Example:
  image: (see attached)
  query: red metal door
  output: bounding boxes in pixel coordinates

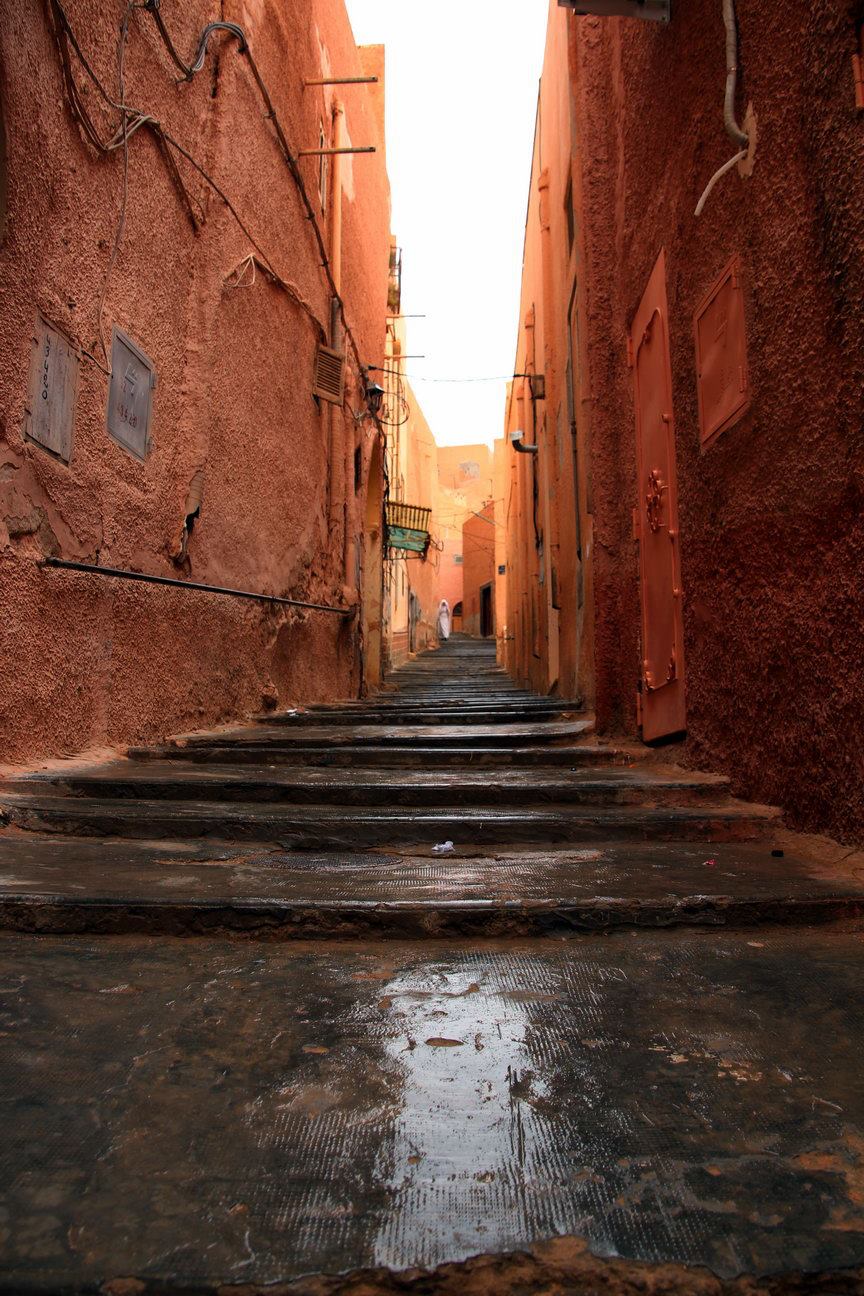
[630,250,686,741]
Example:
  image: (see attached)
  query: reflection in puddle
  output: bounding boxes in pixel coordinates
[371,956,595,1270]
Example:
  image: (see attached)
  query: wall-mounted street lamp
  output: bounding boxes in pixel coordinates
[365,381,385,418]
[510,429,538,455]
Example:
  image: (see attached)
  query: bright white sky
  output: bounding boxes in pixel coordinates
[345,1,548,448]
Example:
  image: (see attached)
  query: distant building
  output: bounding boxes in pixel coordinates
[461,502,496,639]
[435,443,494,617]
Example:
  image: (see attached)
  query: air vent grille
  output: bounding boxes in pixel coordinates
[313,345,345,405]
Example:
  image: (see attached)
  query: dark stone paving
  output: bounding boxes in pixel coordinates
[2,638,863,1291]
[0,794,780,849]
[0,838,862,938]
[5,760,731,805]
[3,928,864,1292]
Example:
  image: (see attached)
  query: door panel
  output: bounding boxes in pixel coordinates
[631,250,686,741]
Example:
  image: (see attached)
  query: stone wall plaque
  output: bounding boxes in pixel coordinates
[25,316,79,464]
[107,327,155,461]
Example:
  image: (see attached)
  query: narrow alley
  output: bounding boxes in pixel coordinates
[1,0,863,1290]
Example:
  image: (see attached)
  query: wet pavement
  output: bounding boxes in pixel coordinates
[0,837,862,939]
[1,638,864,1292]
[3,928,864,1292]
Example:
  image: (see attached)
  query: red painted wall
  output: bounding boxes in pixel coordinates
[567,1,864,840]
[0,0,391,762]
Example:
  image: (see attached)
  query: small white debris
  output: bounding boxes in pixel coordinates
[432,840,455,854]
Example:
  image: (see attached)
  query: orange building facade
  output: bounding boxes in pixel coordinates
[501,7,591,709]
[435,444,494,626]
[381,316,441,666]
[461,502,496,639]
[502,0,864,842]
[0,0,393,762]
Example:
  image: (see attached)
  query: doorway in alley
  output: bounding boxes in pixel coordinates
[630,250,686,742]
[480,583,493,638]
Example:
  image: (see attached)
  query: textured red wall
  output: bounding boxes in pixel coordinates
[569,0,864,840]
[0,0,391,762]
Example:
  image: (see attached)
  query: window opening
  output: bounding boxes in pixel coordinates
[564,174,575,251]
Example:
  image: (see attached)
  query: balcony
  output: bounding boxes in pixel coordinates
[385,500,431,556]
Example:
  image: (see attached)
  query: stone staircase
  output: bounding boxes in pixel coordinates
[0,636,856,940]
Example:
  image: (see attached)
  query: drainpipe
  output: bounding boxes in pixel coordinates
[331,102,358,595]
[328,102,346,577]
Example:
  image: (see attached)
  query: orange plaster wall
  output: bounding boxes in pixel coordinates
[0,0,391,762]
[501,2,589,706]
[434,443,493,616]
[385,376,440,664]
[461,502,496,637]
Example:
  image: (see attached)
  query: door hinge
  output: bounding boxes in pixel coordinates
[635,687,642,728]
[626,335,635,368]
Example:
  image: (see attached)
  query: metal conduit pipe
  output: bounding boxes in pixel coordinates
[723,0,750,148]
[695,0,751,215]
[328,103,346,560]
[39,558,355,616]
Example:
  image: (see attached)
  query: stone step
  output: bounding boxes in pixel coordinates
[1,794,780,848]
[262,705,584,727]
[6,764,731,808]
[0,837,857,939]
[300,698,575,715]
[127,742,626,768]
[166,718,593,751]
[304,689,562,699]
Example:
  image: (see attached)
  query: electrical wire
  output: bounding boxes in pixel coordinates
[695,149,747,217]
[94,2,134,370]
[47,0,366,380]
[371,368,517,383]
[141,3,368,381]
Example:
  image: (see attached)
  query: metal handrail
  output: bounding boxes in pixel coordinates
[39,557,354,616]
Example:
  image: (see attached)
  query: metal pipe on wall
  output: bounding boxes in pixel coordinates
[327,102,345,571]
[723,0,749,148]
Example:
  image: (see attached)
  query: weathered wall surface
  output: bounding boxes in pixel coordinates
[493,437,509,660]
[501,5,590,705]
[0,0,391,762]
[567,1,864,839]
[401,383,441,654]
[383,367,440,666]
[461,503,496,637]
